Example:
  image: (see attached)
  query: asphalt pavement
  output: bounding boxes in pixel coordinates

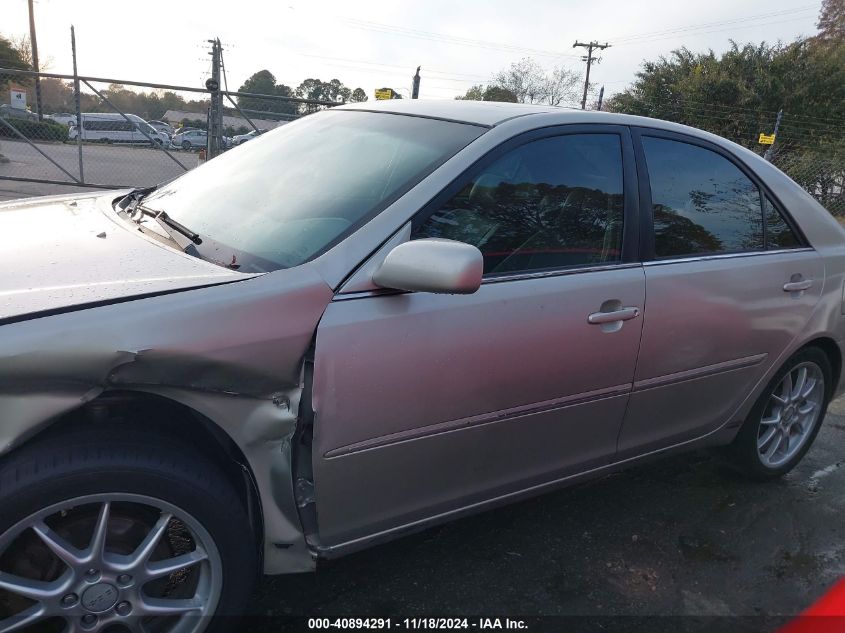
[0,139,196,201]
[247,395,845,631]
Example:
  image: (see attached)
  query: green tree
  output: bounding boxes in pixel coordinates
[455,84,518,102]
[817,0,845,42]
[237,70,296,117]
[350,87,368,102]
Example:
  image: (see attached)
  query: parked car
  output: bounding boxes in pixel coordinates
[0,104,39,122]
[68,113,170,146]
[147,119,174,136]
[2,101,845,630]
[45,112,78,126]
[232,128,265,145]
[172,128,206,150]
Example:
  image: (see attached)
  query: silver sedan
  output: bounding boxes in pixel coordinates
[1,100,844,632]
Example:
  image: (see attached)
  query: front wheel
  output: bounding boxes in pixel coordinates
[730,347,832,479]
[0,426,258,632]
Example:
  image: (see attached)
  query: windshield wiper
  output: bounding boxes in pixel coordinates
[133,205,202,245]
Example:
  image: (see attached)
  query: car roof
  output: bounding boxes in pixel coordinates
[336,98,728,138]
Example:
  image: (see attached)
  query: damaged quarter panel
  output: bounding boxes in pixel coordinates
[0,264,333,573]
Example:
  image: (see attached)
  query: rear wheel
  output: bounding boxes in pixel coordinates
[181,141,191,151]
[730,347,831,479]
[0,426,257,633]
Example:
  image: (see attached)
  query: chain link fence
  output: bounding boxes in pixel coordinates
[0,68,339,201]
[3,67,843,216]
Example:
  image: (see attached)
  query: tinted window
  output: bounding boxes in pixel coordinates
[413,134,625,275]
[643,137,764,258]
[764,196,801,249]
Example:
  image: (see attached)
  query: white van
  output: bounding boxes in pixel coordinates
[68,113,170,146]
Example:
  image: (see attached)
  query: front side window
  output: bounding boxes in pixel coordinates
[642,136,764,258]
[412,133,625,275]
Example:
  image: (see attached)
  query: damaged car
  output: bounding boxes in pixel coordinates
[2,100,845,633]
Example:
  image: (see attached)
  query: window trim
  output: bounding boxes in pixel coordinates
[410,124,640,281]
[631,127,808,262]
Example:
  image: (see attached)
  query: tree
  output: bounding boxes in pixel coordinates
[455,84,518,102]
[237,70,296,117]
[350,87,368,102]
[817,0,845,42]
[296,78,365,113]
[605,3,845,215]
[543,66,581,106]
[492,58,548,104]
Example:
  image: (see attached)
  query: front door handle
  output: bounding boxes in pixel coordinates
[783,279,813,293]
[587,307,640,325]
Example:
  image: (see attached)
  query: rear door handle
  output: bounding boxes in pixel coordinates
[588,307,640,325]
[783,279,813,292]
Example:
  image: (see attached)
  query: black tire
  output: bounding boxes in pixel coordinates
[0,424,258,631]
[182,140,191,150]
[729,346,832,480]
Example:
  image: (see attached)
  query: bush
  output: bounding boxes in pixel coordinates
[0,116,69,142]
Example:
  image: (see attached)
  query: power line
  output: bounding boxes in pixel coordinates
[608,4,818,44]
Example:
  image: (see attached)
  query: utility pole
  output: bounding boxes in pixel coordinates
[411,66,421,99]
[573,40,610,110]
[28,0,43,120]
[763,108,783,162]
[206,38,224,158]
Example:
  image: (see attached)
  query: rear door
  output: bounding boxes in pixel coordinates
[617,128,824,455]
[312,126,647,547]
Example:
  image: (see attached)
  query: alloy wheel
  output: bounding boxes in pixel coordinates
[0,493,222,633]
[757,361,825,468]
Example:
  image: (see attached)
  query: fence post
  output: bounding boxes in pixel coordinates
[763,109,783,162]
[71,26,84,183]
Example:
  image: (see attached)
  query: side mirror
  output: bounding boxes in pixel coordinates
[373,238,483,295]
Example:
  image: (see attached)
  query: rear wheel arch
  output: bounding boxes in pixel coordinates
[801,336,842,399]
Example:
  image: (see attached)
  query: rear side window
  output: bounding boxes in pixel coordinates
[413,133,625,275]
[642,137,764,258]
[764,195,802,249]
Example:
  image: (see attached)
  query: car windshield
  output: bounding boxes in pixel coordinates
[142,110,484,272]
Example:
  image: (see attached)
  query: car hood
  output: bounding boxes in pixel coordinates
[0,191,258,322]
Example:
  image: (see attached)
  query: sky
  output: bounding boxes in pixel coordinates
[1,0,824,105]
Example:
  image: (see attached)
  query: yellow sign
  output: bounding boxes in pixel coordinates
[374,89,394,100]
[758,133,776,145]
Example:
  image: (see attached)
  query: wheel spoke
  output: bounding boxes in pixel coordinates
[0,604,46,633]
[764,430,783,460]
[782,372,794,402]
[87,501,111,563]
[761,412,781,426]
[0,570,64,600]
[129,512,173,568]
[801,377,818,399]
[145,548,207,581]
[759,426,779,450]
[138,596,204,616]
[792,367,807,400]
[32,521,86,567]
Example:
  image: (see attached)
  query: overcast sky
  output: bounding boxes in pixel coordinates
[2,0,823,104]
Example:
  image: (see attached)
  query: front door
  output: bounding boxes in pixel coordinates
[312,127,647,546]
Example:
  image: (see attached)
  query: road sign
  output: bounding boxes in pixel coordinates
[205,78,220,92]
[375,88,395,100]
[758,133,776,145]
